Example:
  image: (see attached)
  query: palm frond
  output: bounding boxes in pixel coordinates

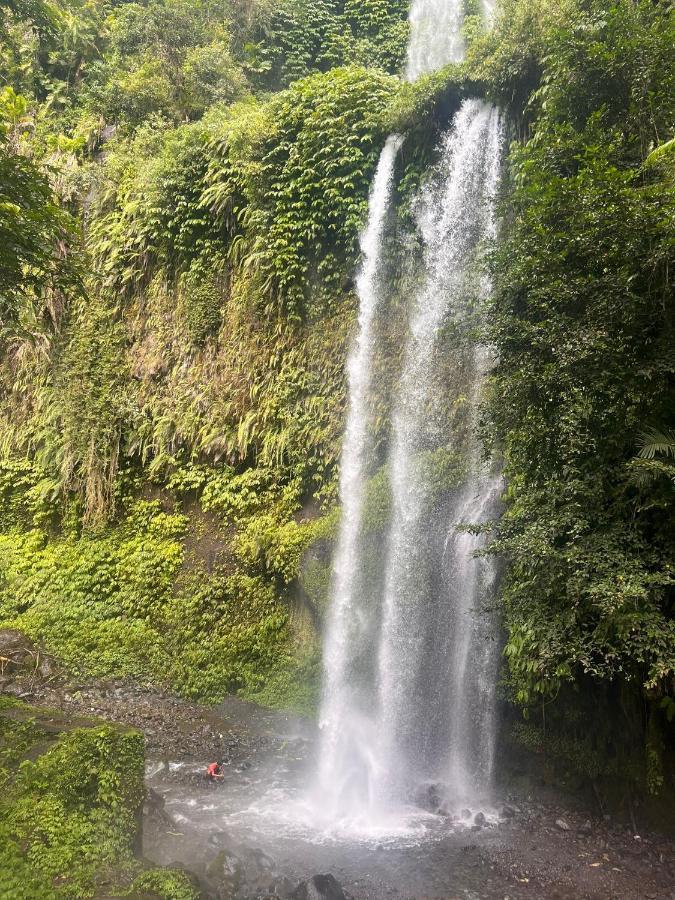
[637,428,675,461]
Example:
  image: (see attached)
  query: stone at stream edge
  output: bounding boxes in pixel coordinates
[290,874,353,900]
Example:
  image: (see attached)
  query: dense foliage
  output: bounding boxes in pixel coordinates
[0,0,448,736]
[477,0,675,792]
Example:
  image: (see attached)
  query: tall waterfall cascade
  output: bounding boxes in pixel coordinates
[317,0,503,828]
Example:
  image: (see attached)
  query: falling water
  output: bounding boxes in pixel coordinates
[318,134,403,818]
[406,0,465,79]
[317,0,503,828]
[375,102,502,809]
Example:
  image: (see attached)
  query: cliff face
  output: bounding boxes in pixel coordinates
[0,15,464,712]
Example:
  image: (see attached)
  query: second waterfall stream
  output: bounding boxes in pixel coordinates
[316,0,504,830]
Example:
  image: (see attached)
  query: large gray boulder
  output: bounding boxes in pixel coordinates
[291,874,351,900]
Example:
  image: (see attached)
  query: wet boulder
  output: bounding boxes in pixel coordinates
[206,848,244,896]
[291,874,351,900]
[414,781,445,813]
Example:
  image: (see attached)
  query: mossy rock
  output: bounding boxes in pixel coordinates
[0,700,198,899]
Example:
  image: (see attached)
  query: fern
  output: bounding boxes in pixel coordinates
[637,428,675,461]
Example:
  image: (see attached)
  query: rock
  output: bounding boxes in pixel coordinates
[578,820,592,835]
[461,808,472,819]
[2,681,30,697]
[414,782,444,813]
[100,124,117,143]
[291,874,351,900]
[269,875,296,897]
[0,628,34,655]
[555,819,570,832]
[474,812,487,827]
[206,848,243,895]
[501,805,517,818]
[207,830,231,849]
[37,656,56,677]
[143,787,166,814]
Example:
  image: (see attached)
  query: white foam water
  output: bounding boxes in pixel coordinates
[406,0,466,79]
[375,103,503,810]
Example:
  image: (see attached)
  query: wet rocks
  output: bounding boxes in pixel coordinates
[268,875,297,897]
[555,818,570,832]
[31,677,272,765]
[207,830,232,850]
[0,628,59,697]
[206,848,244,896]
[414,782,445,813]
[474,812,487,827]
[290,874,351,900]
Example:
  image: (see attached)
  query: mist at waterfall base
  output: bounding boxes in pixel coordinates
[143,702,517,900]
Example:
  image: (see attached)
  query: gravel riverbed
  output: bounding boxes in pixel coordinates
[19,678,675,900]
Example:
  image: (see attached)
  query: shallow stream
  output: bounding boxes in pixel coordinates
[142,700,547,900]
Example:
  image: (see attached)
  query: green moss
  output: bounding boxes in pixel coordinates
[0,708,141,899]
[179,265,225,346]
[0,492,299,705]
[243,644,321,717]
[0,704,198,899]
[299,555,332,614]
[126,868,198,899]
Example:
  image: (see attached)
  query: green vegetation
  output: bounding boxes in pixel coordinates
[0,698,197,898]
[0,0,409,718]
[476,0,675,795]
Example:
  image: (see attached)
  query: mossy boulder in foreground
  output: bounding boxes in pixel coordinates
[0,696,198,899]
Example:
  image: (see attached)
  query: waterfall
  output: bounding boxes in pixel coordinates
[318,134,403,815]
[375,102,503,808]
[406,0,465,79]
[316,0,503,827]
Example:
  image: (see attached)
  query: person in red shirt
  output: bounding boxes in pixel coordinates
[206,761,224,782]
